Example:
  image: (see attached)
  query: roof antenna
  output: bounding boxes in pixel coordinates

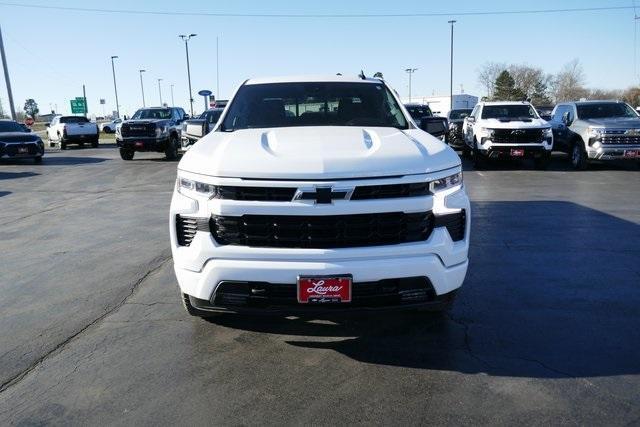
[336,72,342,76]
[359,70,366,80]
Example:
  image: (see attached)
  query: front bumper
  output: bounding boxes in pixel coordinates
[587,142,640,160]
[118,136,168,152]
[478,138,552,158]
[0,142,44,159]
[169,173,470,312]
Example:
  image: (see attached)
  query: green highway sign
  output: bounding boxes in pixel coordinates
[70,97,86,114]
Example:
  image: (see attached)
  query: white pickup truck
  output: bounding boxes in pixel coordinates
[46,115,99,149]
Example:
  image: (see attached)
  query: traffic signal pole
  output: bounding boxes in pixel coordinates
[0,25,16,120]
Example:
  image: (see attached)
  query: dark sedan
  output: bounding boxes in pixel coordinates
[0,120,44,163]
[446,108,473,150]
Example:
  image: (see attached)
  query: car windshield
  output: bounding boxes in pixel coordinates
[405,105,432,119]
[449,109,472,120]
[221,82,408,131]
[481,105,537,120]
[59,116,89,124]
[206,110,223,124]
[576,103,638,119]
[131,109,172,120]
[0,121,25,132]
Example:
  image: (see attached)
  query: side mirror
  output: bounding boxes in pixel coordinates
[183,114,190,120]
[45,123,50,128]
[467,116,475,123]
[420,117,448,138]
[562,112,572,126]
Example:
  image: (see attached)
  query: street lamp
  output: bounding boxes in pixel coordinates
[179,33,197,116]
[110,56,120,118]
[139,69,147,107]
[170,84,175,107]
[448,20,457,113]
[405,68,418,102]
[157,78,163,106]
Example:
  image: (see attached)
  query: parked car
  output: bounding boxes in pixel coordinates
[100,118,122,133]
[170,75,469,317]
[535,105,554,121]
[463,101,553,169]
[404,103,433,128]
[46,115,99,149]
[0,120,45,163]
[447,108,473,150]
[549,100,640,169]
[180,108,224,152]
[116,106,188,160]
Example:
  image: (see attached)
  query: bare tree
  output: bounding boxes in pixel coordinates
[588,88,623,100]
[0,95,5,118]
[477,62,506,98]
[508,64,552,104]
[551,59,589,102]
[622,87,640,106]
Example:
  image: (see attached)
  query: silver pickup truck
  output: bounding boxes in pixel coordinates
[550,100,640,169]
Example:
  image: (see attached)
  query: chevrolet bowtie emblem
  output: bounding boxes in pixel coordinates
[293,186,352,204]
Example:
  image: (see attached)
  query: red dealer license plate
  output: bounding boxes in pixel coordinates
[510,148,525,157]
[624,150,640,158]
[297,276,352,304]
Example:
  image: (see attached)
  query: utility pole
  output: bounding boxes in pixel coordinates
[405,68,418,102]
[448,20,457,113]
[170,84,175,107]
[139,69,146,107]
[179,34,197,116]
[0,25,16,120]
[157,78,163,106]
[216,36,220,98]
[110,55,120,118]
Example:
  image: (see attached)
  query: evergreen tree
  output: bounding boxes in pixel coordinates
[492,71,526,101]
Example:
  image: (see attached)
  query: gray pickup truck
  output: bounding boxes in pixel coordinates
[550,101,640,169]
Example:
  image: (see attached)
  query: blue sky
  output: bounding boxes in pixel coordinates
[0,0,638,117]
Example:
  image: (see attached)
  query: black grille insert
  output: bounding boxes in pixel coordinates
[213,277,436,308]
[217,186,297,201]
[176,215,209,246]
[211,211,434,249]
[434,210,466,241]
[351,182,430,200]
[121,123,156,138]
[491,128,544,144]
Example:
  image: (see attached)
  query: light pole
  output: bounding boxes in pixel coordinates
[110,55,120,118]
[216,36,220,98]
[170,84,175,107]
[157,78,163,106]
[405,68,418,102]
[179,33,197,116]
[139,69,146,107]
[0,24,16,120]
[448,20,457,113]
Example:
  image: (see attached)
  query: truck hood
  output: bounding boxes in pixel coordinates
[179,126,460,180]
[582,117,640,128]
[482,118,549,129]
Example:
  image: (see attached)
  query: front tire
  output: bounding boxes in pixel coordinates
[165,134,179,161]
[91,137,99,148]
[59,134,67,150]
[472,140,486,169]
[34,156,43,164]
[119,147,134,160]
[571,141,588,170]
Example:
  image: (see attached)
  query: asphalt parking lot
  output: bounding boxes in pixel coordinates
[1,143,639,425]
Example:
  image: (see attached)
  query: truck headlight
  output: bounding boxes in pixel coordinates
[587,127,605,138]
[156,125,169,137]
[543,127,553,138]
[430,171,463,193]
[177,176,218,198]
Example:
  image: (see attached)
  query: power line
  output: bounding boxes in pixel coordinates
[0,2,635,18]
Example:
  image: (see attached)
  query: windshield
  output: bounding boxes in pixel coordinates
[481,105,537,120]
[448,109,473,120]
[60,116,89,124]
[221,82,408,131]
[131,109,172,120]
[0,121,25,132]
[405,105,432,119]
[576,103,638,119]
[206,110,223,124]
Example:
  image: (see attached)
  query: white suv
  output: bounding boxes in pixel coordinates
[170,75,470,316]
[463,101,553,169]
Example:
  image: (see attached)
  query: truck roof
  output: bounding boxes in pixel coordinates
[479,101,532,106]
[245,74,382,85]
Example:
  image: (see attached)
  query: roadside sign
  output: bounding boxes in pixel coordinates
[24,117,34,126]
[99,99,105,105]
[198,89,212,97]
[70,97,86,114]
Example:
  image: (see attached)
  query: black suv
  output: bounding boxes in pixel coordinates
[117,107,188,160]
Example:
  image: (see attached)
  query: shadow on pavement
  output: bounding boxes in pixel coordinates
[0,171,39,180]
[206,201,640,379]
[0,191,11,197]
[41,157,109,166]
